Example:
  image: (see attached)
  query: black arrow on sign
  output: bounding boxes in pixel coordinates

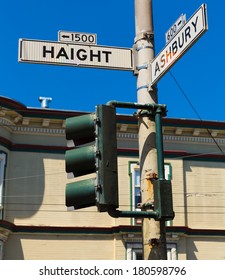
[177,20,182,27]
[61,35,70,39]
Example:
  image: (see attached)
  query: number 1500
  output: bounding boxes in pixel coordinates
[71,33,97,45]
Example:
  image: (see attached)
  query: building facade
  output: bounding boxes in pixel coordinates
[0,96,225,260]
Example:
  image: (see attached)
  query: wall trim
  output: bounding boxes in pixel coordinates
[1,221,225,237]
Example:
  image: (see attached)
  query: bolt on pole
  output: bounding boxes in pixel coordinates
[134,0,167,260]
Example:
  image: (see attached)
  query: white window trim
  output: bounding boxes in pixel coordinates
[0,240,3,260]
[167,243,177,260]
[130,163,140,212]
[127,242,177,260]
[0,153,6,210]
[126,242,142,260]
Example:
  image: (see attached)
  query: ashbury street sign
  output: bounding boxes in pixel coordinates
[19,39,133,71]
[151,4,208,86]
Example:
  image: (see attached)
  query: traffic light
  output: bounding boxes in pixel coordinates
[65,104,118,212]
[153,179,174,220]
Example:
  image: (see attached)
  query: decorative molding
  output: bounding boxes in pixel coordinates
[164,135,225,145]
[1,114,225,141]
[123,234,142,243]
[0,118,14,129]
[117,133,137,140]
[118,132,225,145]
[13,126,65,135]
[120,124,128,132]
[175,128,183,135]
[0,118,64,135]
[22,118,30,126]
[42,119,50,127]
[0,227,11,242]
[193,129,200,136]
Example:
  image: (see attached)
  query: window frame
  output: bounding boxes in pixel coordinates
[126,242,177,260]
[0,152,6,211]
[0,240,3,260]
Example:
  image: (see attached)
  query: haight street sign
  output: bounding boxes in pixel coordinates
[18,39,133,71]
[151,4,208,86]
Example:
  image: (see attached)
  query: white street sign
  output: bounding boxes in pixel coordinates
[19,39,133,71]
[151,4,208,86]
[165,14,186,44]
[58,31,97,45]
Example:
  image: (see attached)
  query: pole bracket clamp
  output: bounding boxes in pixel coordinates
[135,32,154,43]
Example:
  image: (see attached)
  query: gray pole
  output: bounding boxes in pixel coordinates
[134,0,167,260]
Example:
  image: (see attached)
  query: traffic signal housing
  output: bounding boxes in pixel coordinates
[153,179,174,220]
[65,104,118,212]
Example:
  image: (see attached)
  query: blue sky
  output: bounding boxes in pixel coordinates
[0,1,222,121]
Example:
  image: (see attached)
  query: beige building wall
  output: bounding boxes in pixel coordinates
[4,233,123,260]
[186,237,225,260]
[184,160,225,230]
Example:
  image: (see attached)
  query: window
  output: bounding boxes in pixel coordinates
[126,243,142,260]
[134,168,141,209]
[167,243,177,260]
[130,163,141,224]
[0,153,6,211]
[0,240,3,260]
[126,242,177,260]
[164,163,172,180]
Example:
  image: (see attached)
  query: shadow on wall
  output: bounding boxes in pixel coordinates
[3,234,24,260]
[5,152,45,221]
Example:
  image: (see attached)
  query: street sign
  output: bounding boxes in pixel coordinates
[151,4,208,86]
[58,31,97,45]
[165,14,186,44]
[19,39,133,71]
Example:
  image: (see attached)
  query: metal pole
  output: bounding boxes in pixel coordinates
[134,0,167,260]
[155,108,165,181]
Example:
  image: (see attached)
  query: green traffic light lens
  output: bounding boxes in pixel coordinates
[66,178,96,209]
